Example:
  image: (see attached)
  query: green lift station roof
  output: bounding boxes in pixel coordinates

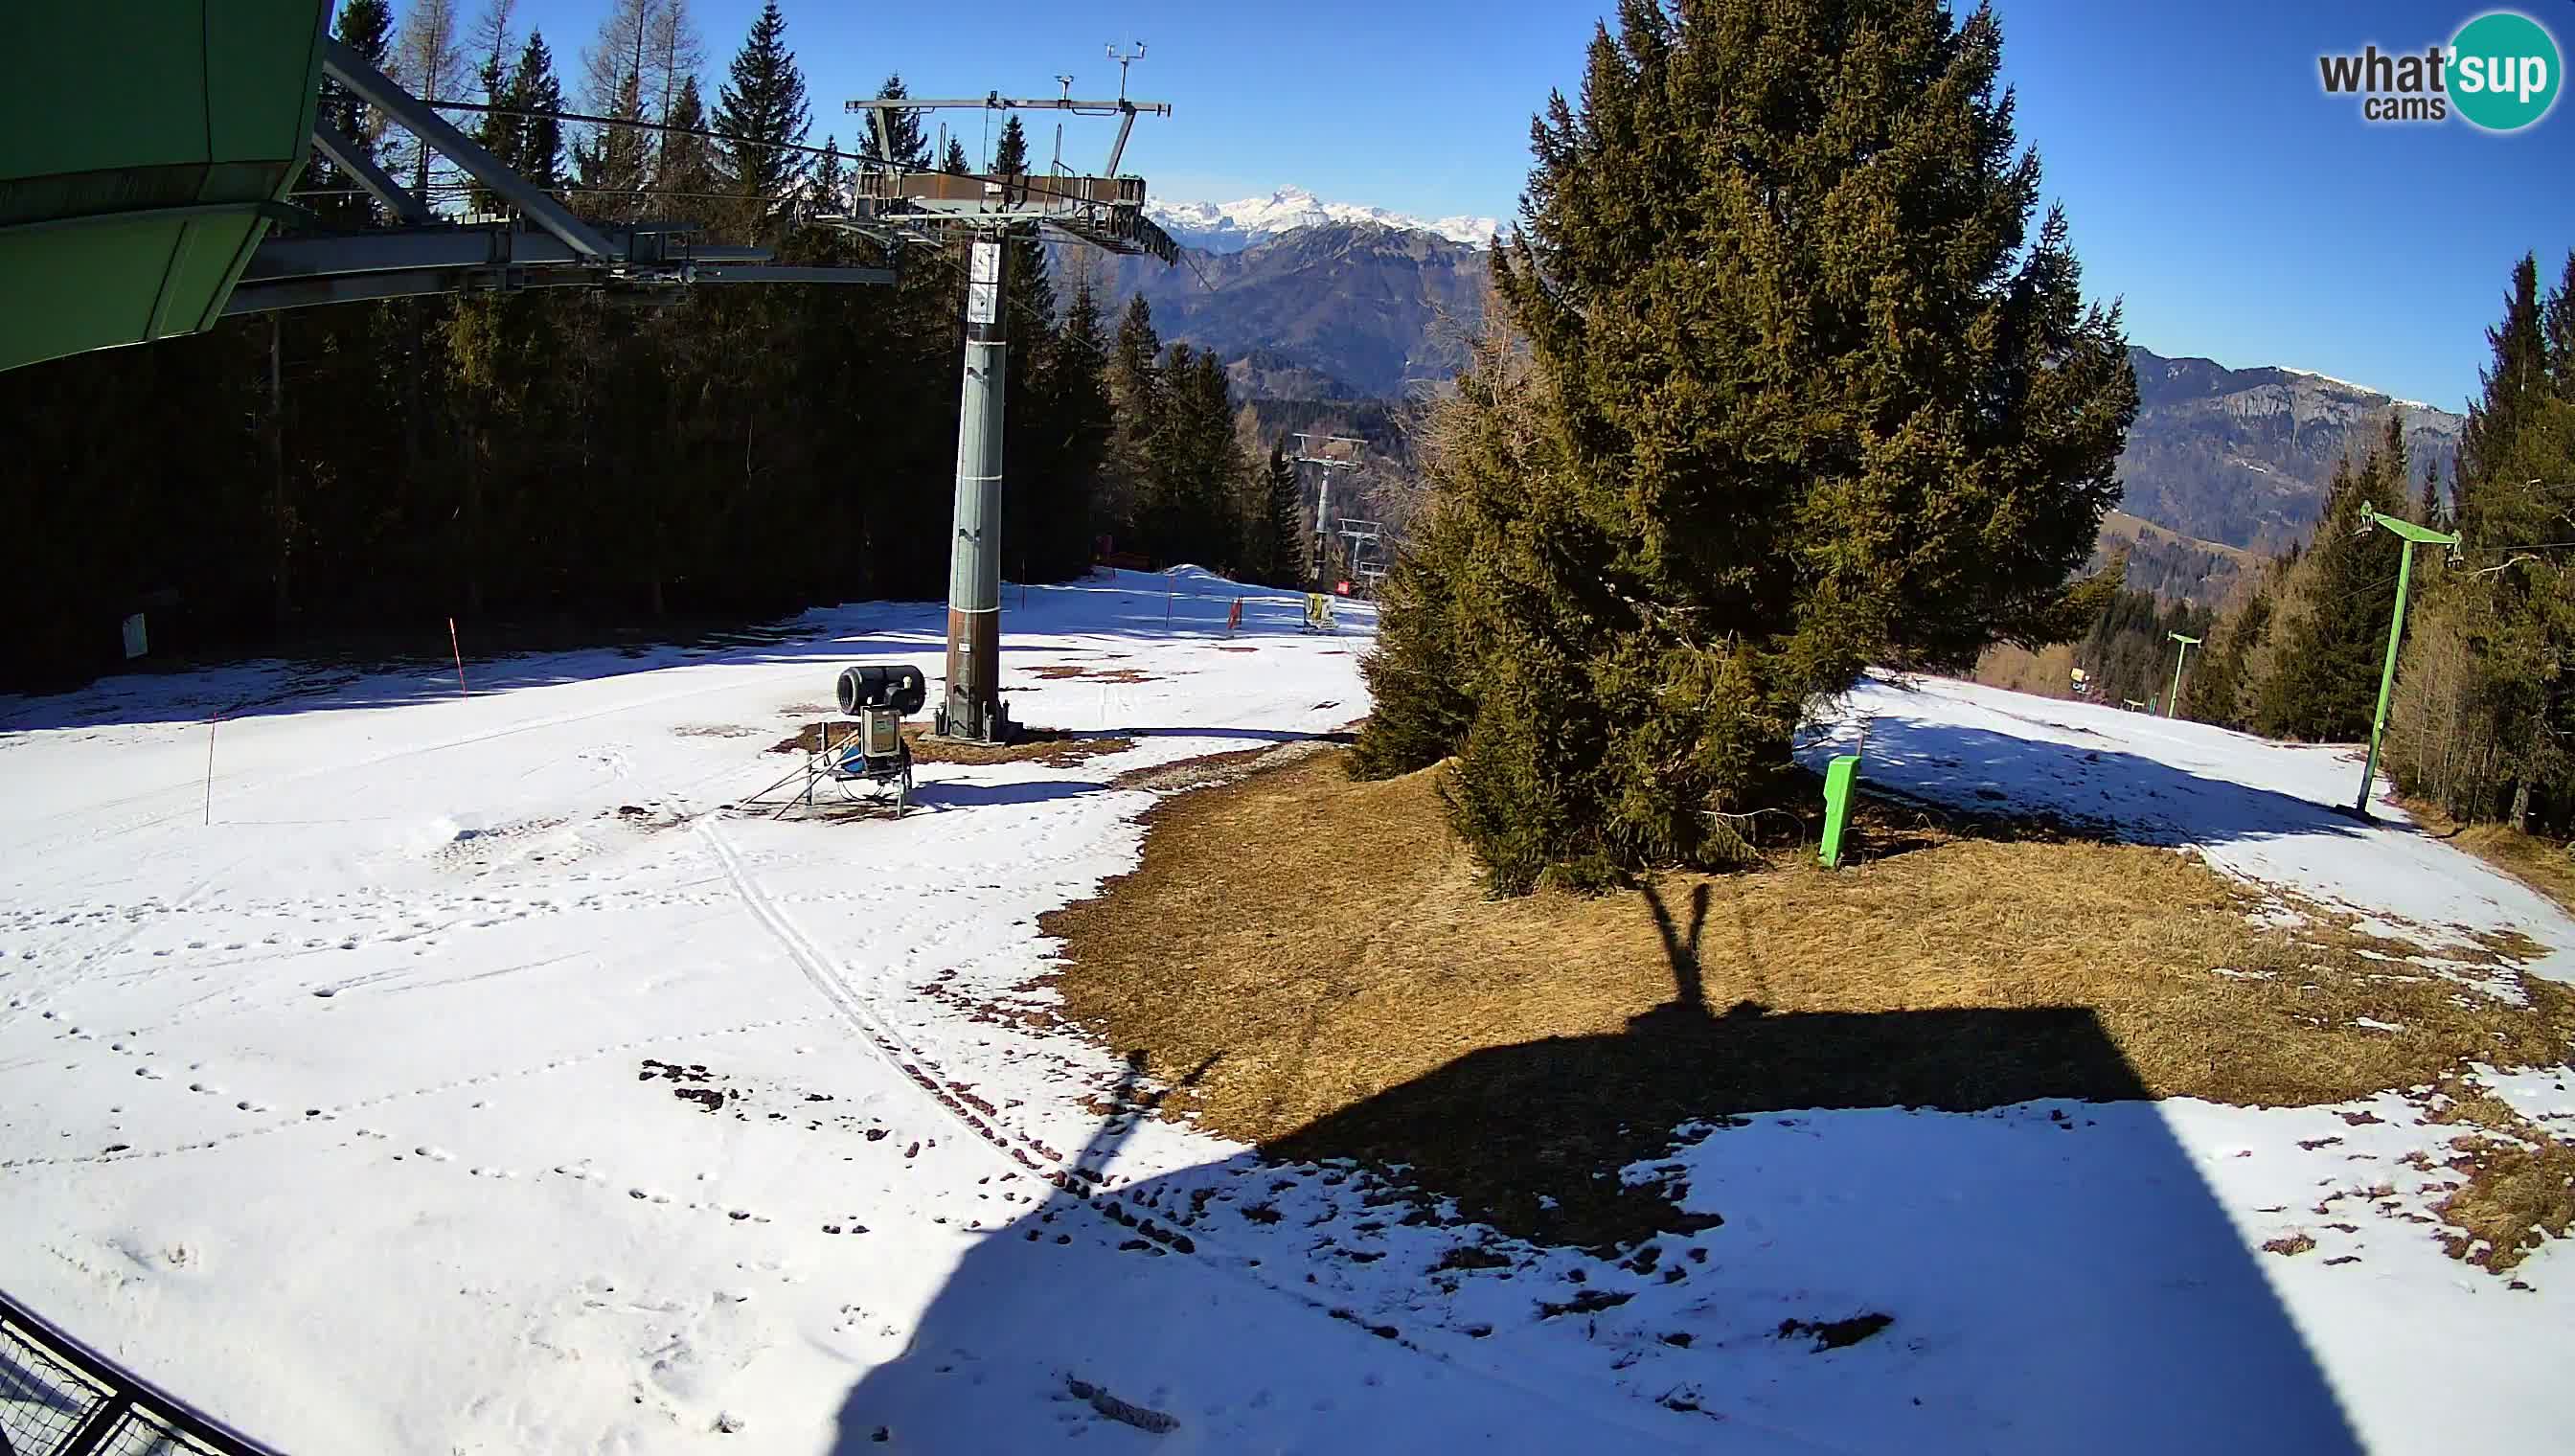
[0,2,330,373]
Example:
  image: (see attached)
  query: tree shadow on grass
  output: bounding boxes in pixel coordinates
[827,880,2366,1452]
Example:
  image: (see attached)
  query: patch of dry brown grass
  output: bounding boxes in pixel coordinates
[1043,749,2575,1249]
[2433,1133,2575,1272]
[767,720,1132,768]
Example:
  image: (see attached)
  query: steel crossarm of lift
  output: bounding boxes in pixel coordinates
[838,93,1180,263]
[223,36,894,320]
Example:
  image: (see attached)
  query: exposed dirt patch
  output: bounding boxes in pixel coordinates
[1107,737,1348,793]
[1778,1313,1894,1351]
[1044,748,2575,1251]
[2423,1081,2575,1272]
[672,723,763,739]
[2264,1233,2317,1257]
[1028,664,1162,684]
[768,720,1132,768]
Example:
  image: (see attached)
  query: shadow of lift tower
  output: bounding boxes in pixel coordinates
[837,54,1179,745]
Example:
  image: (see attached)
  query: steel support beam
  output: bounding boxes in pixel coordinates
[1105,107,1138,177]
[309,121,437,227]
[693,264,896,285]
[242,227,777,282]
[321,36,617,261]
[225,266,596,314]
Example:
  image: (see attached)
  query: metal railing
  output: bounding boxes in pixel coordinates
[1,1289,283,1456]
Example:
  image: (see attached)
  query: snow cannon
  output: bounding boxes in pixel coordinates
[837,664,927,717]
[825,665,924,816]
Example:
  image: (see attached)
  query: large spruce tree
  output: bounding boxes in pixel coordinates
[2390,251,2575,830]
[513,32,565,191]
[2247,423,2406,742]
[711,0,809,240]
[874,76,932,171]
[1355,0,2137,892]
[300,0,397,229]
[1263,444,1306,586]
[1037,280,1116,580]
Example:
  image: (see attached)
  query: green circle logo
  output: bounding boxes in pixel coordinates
[2450,11,2562,130]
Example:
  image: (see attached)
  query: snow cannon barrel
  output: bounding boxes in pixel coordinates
[837,665,927,717]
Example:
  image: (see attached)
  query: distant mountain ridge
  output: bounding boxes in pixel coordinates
[2118,348,2462,554]
[1144,185,1499,254]
[1077,220,1487,399]
[1071,219,2461,561]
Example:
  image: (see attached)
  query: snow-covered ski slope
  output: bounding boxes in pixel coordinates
[1802,671,2575,979]
[1,575,2569,1454]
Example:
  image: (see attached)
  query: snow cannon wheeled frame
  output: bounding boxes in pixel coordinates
[829,665,926,815]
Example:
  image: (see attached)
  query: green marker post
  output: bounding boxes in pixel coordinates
[2165,632,2201,718]
[2352,505,2460,818]
[1819,753,1861,869]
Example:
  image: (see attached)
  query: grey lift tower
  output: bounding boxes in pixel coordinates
[842,61,1176,743]
[1290,434,1366,589]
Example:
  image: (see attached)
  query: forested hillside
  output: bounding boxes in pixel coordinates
[0,0,1295,689]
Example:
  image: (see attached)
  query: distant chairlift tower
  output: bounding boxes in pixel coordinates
[840,63,1177,744]
[1290,434,1365,588]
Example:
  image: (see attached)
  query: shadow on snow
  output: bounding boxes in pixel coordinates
[825,881,2365,1453]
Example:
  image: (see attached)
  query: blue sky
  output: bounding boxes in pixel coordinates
[496,0,2574,408]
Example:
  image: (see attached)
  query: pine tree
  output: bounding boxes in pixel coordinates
[2416,458,2446,532]
[1138,344,1244,566]
[466,2,521,216]
[1264,444,1306,585]
[1102,295,1162,549]
[2458,256,2549,540]
[942,138,971,175]
[1036,280,1115,579]
[810,135,846,215]
[1356,0,2137,892]
[303,0,397,229]
[874,76,931,171]
[510,32,565,191]
[711,0,809,241]
[572,65,649,221]
[2247,425,2407,741]
[2182,585,2272,730]
[657,75,717,203]
[2390,250,2575,830]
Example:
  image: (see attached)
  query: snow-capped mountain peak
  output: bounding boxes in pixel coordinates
[1145,185,1498,254]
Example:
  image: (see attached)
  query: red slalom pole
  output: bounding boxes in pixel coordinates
[448,617,468,696]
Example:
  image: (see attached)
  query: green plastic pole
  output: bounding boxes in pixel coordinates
[2165,633,2200,718]
[2352,506,2461,817]
[1819,754,1860,869]
[2354,539,2416,817]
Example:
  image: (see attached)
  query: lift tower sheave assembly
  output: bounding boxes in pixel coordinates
[843,68,1176,744]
